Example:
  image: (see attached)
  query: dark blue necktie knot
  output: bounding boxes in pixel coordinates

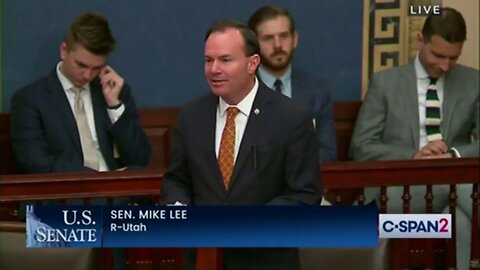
[273,79,283,92]
[428,77,438,85]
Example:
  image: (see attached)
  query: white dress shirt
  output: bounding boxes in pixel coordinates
[258,65,292,97]
[215,78,259,161]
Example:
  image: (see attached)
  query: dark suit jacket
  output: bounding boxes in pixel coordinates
[11,68,151,173]
[163,81,322,270]
[290,68,337,162]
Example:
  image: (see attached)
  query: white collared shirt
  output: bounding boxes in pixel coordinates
[258,65,292,97]
[56,62,124,171]
[414,55,444,149]
[215,77,259,161]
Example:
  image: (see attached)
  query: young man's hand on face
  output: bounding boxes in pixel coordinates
[99,65,124,107]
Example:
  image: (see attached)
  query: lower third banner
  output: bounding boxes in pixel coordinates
[26,205,378,248]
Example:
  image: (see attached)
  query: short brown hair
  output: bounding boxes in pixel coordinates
[248,5,296,35]
[422,7,466,43]
[205,19,260,57]
[65,12,116,55]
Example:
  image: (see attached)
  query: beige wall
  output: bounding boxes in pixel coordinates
[443,0,479,69]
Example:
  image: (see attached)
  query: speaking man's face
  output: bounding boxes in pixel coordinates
[204,28,259,104]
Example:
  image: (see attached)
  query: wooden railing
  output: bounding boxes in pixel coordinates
[324,158,480,270]
[0,169,171,270]
[0,170,163,203]
[1,158,478,270]
[0,101,361,174]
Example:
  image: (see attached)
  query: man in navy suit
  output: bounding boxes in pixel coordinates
[11,12,151,173]
[248,5,337,162]
[162,20,321,270]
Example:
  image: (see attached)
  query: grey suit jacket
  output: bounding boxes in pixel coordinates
[350,62,479,160]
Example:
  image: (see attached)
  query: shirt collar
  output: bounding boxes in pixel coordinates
[414,54,430,80]
[218,77,259,117]
[56,61,90,92]
[258,65,292,89]
[414,54,445,86]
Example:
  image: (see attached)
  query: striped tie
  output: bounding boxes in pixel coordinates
[425,77,442,142]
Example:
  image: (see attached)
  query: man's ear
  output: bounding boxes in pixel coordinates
[293,31,298,49]
[416,33,424,50]
[60,42,68,60]
[248,54,261,74]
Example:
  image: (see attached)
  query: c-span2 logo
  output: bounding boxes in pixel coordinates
[379,214,451,238]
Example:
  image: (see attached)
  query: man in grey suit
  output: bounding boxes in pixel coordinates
[248,5,337,162]
[163,19,321,270]
[350,8,478,269]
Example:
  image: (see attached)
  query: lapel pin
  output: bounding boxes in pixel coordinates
[254,108,260,115]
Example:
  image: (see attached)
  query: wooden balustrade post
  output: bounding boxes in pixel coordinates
[470,183,479,270]
[447,184,458,269]
[357,188,365,205]
[401,185,411,270]
[100,249,114,270]
[196,248,223,270]
[380,186,388,214]
[425,185,434,269]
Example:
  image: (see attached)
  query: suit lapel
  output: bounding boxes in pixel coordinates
[202,95,225,189]
[441,70,459,142]
[46,70,82,153]
[229,84,271,189]
[401,63,421,149]
[290,69,306,100]
[89,79,111,164]
[290,71,300,99]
